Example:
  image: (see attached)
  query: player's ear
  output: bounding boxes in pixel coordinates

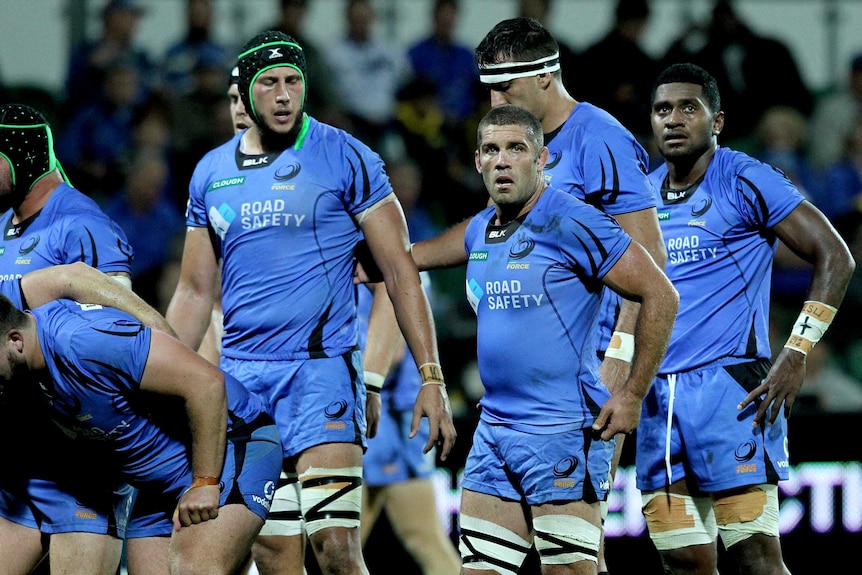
[537,146,549,170]
[712,111,725,136]
[6,329,23,354]
[537,72,553,89]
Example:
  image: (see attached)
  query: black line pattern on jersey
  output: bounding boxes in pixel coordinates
[737,175,771,228]
[568,217,611,279]
[345,143,371,205]
[307,301,332,358]
[600,143,621,205]
[74,227,100,268]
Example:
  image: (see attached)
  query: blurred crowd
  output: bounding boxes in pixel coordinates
[2,0,860,415]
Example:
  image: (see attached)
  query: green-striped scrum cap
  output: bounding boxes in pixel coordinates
[238,31,307,126]
[0,104,57,197]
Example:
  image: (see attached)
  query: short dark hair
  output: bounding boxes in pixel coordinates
[652,63,721,113]
[0,294,28,333]
[475,17,559,69]
[477,104,544,152]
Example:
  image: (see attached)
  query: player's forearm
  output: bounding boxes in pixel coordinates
[21,263,176,336]
[411,219,470,271]
[186,375,228,481]
[615,210,668,271]
[385,274,441,371]
[364,284,403,378]
[165,287,214,351]
[622,283,678,400]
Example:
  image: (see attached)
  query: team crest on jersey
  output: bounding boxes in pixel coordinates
[546,151,563,169]
[508,233,535,260]
[18,236,39,255]
[691,196,713,218]
[275,163,301,181]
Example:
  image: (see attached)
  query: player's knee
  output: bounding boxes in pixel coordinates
[715,484,780,549]
[642,491,717,550]
[458,514,530,575]
[532,514,601,566]
[300,466,363,535]
[259,472,304,537]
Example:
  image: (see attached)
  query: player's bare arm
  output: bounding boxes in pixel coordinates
[592,240,678,440]
[166,227,220,351]
[739,200,855,427]
[140,329,228,528]
[359,196,456,460]
[20,262,176,337]
[410,218,472,271]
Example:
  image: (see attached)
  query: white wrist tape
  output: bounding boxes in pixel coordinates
[418,362,445,387]
[784,300,837,355]
[363,371,384,394]
[605,331,635,362]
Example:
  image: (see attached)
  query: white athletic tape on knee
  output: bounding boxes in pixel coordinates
[259,471,304,537]
[642,491,717,551]
[532,514,600,565]
[299,466,363,534]
[717,484,780,548]
[459,514,530,575]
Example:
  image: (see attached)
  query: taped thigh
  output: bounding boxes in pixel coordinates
[258,471,303,537]
[715,484,779,548]
[533,514,601,566]
[642,491,717,550]
[458,514,530,575]
[299,467,363,535]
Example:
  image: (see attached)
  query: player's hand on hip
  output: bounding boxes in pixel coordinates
[738,348,805,428]
[593,390,642,441]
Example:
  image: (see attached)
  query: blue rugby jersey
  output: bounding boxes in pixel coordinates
[0,182,133,308]
[543,102,656,352]
[463,186,631,431]
[32,299,268,486]
[186,116,393,360]
[648,147,804,373]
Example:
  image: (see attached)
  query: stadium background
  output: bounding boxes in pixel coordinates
[2,1,860,573]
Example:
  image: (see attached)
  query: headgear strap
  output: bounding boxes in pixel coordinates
[0,104,57,199]
[479,53,561,84]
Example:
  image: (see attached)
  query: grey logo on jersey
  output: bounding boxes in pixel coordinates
[18,236,39,255]
[734,440,757,462]
[553,456,579,477]
[546,151,563,169]
[275,163,301,181]
[324,400,349,419]
[509,233,535,260]
[691,197,713,218]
